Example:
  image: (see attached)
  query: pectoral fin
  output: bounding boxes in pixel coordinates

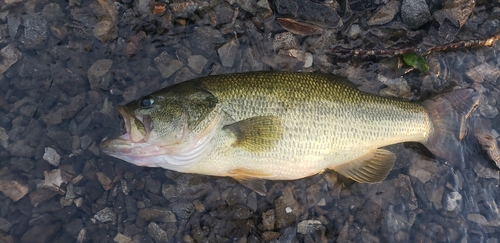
[224,116,283,152]
[332,149,396,183]
[229,168,271,196]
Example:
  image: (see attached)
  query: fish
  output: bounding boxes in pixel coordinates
[99,71,479,195]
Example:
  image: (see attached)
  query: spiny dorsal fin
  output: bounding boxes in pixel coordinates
[333,149,396,183]
[224,116,283,152]
[229,168,270,196]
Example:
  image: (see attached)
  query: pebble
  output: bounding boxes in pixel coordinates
[0,172,29,201]
[297,220,323,234]
[138,206,176,223]
[0,43,21,74]
[147,222,170,242]
[96,172,113,191]
[154,52,184,79]
[113,233,132,243]
[43,147,61,167]
[445,191,462,211]
[273,32,299,51]
[42,169,71,192]
[367,0,400,26]
[218,37,240,67]
[261,231,281,241]
[262,209,275,231]
[401,0,431,29]
[190,26,224,55]
[93,20,116,42]
[0,127,8,149]
[187,55,208,74]
[0,217,12,232]
[20,223,62,243]
[87,59,113,90]
[20,14,48,48]
[94,207,116,223]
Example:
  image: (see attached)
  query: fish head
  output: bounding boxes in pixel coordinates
[100,86,220,168]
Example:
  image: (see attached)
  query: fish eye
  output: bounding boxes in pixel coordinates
[140,96,154,109]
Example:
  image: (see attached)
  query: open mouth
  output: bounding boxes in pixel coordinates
[117,106,152,143]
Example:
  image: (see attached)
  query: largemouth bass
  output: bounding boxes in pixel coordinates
[100,72,479,195]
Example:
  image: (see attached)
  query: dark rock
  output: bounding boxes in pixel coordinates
[29,188,59,207]
[147,222,170,243]
[53,68,87,96]
[20,223,61,243]
[210,204,253,221]
[262,209,275,231]
[190,26,224,55]
[144,176,161,194]
[218,37,239,67]
[275,0,340,26]
[171,201,195,219]
[42,3,65,22]
[69,8,97,38]
[46,127,72,151]
[0,217,12,232]
[401,0,431,29]
[88,59,113,90]
[138,206,177,223]
[20,14,48,48]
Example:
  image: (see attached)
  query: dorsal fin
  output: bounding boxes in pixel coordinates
[332,149,396,183]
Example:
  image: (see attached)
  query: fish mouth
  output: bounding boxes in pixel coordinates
[116,106,152,143]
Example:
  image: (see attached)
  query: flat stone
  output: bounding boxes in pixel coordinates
[297,220,323,234]
[138,206,176,223]
[273,32,299,51]
[0,127,8,149]
[94,207,116,223]
[0,172,29,202]
[114,233,132,243]
[154,52,183,79]
[190,26,224,55]
[0,217,12,232]
[368,0,400,26]
[0,43,21,74]
[20,14,48,48]
[187,55,208,74]
[43,169,71,192]
[43,147,61,167]
[96,172,113,191]
[20,223,61,243]
[87,59,113,90]
[147,222,170,242]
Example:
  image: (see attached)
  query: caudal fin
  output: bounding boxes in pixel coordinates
[422,88,480,162]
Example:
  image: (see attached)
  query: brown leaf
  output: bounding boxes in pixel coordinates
[277,18,322,36]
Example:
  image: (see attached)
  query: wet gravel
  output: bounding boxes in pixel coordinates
[1,0,500,242]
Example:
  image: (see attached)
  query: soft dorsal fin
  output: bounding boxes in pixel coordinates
[223,116,283,152]
[229,168,270,196]
[332,149,396,183]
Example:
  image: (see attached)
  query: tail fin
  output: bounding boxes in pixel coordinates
[422,88,480,163]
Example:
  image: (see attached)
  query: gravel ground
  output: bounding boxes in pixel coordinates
[1,0,500,242]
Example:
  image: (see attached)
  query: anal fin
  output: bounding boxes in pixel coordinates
[332,149,396,183]
[229,168,271,196]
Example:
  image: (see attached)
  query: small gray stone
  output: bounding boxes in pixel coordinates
[0,43,21,74]
[147,222,170,243]
[425,184,444,210]
[262,209,275,231]
[96,172,113,191]
[187,55,208,74]
[0,127,8,149]
[138,206,177,223]
[154,52,183,79]
[401,0,431,29]
[218,37,240,68]
[297,220,323,234]
[94,207,116,223]
[43,147,61,167]
[445,191,462,211]
[87,59,113,90]
[0,217,12,232]
[20,14,48,48]
[273,32,299,51]
[368,0,400,26]
[190,26,224,55]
